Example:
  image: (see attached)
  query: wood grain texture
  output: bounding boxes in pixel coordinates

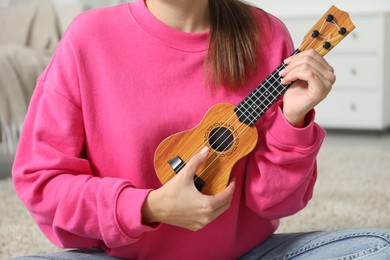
[154,103,258,195]
[299,5,355,56]
[154,5,355,195]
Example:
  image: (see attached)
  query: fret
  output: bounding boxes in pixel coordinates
[234,59,294,126]
[234,8,354,126]
[155,6,355,196]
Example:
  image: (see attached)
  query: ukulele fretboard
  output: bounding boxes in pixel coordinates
[234,50,299,126]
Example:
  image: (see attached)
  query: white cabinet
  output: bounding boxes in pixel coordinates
[280,12,390,130]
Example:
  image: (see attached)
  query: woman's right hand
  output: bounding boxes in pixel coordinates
[142,147,236,231]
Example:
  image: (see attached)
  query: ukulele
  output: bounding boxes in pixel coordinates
[154,6,356,195]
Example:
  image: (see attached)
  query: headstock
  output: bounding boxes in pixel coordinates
[299,6,355,56]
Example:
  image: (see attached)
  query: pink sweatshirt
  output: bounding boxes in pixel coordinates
[13,1,326,259]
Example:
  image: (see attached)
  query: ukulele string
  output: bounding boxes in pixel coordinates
[184,64,287,172]
[332,20,341,30]
[179,109,242,168]
[298,17,343,56]
[194,69,290,182]
[186,37,314,162]
[191,16,340,183]
[193,47,311,178]
[196,59,295,158]
[180,67,287,168]
[180,84,273,174]
[194,71,289,181]
[194,19,340,183]
[181,102,261,172]
[298,20,326,52]
[309,19,344,56]
[198,22,348,183]
[195,48,323,181]
[183,64,290,163]
[307,20,327,50]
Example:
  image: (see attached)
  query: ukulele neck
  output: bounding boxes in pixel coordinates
[234,5,356,127]
[234,49,300,126]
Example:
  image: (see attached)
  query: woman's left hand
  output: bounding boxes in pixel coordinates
[279,49,336,127]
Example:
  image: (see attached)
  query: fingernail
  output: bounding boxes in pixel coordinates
[279,69,285,76]
[200,147,209,154]
[284,57,292,64]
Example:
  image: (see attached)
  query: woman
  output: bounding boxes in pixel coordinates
[12,0,390,259]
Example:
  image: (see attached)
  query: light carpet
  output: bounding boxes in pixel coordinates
[1,149,390,259]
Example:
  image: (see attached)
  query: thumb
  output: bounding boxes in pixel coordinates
[183,147,210,179]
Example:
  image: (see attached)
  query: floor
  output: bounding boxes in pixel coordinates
[321,129,390,153]
[0,149,12,179]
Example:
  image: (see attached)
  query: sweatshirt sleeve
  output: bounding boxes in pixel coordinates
[12,21,157,249]
[244,101,326,219]
[243,14,326,219]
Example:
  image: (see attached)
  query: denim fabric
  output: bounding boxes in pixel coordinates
[240,228,390,260]
[13,228,390,260]
[11,248,122,260]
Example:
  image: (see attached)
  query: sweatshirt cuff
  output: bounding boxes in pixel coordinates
[267,105,325,148]
[115,185,159,240]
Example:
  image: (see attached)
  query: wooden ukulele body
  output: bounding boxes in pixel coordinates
[154,103,258,195]
[154,5,355,196]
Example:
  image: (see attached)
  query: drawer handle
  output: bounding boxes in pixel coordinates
[350,103,357,111]
[351,32,358,39]
[350,68,357,75]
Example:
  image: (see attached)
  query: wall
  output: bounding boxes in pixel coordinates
[247,0,390,16]
[0,0,128,8]
[2,0,390,12]
[247,0,390,130]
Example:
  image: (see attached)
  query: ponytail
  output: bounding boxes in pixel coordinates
[207,0,260,90]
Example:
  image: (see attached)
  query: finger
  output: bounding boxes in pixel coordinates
[183,146,209,180]
[284,68,333,102]
[207,178,236,210]
[206,199,232,224]
[195,180,235,228]
[281,58,329,81]
[281,54,336,87]
[281,63,327,85]
[285,49,333,69]
[282,50,334,77]
[282,68,330,97]
[188,180,235,231]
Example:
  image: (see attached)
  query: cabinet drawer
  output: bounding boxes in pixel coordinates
[282,14,384,53]
[315,90,383,129]
[326,53,380,88]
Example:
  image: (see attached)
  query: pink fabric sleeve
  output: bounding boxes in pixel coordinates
[244,101,326,219]
[242,15,326,219]
[12,33,157,249]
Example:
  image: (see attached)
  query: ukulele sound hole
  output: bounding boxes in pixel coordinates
[208,127,234,152]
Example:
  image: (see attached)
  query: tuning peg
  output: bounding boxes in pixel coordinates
[323,41,331,49]
[326,14,334,22]
[338,27,347,35]
[312,30,320,38]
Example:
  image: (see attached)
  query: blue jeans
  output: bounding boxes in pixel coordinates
[240,228,390,259]
[13,228,390,259]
